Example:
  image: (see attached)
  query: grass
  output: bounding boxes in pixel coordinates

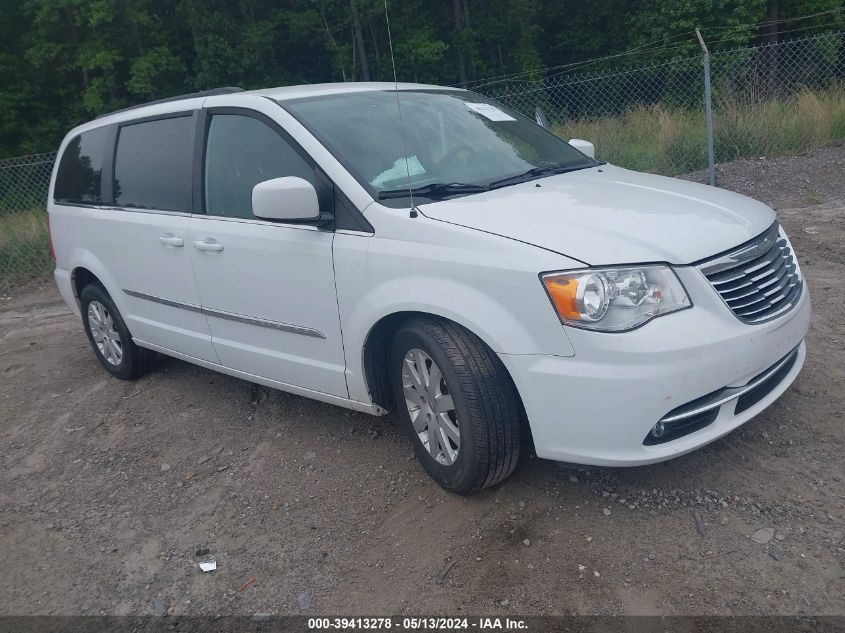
[0,208,53,290]
[553,85,845,175]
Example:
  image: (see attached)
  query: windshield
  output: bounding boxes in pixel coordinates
[281,90,596,207]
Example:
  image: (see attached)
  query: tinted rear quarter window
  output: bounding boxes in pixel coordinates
[54,126,109,204]
[114,115,194,211]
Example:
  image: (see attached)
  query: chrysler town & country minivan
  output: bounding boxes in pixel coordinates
[48,83,810,492]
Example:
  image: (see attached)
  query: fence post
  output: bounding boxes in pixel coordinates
[696,28,716,186]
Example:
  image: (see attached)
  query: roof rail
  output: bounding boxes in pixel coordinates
[96,87,244,119]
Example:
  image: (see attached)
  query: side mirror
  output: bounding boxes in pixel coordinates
[252,177,320,222]
[568,138,595,159]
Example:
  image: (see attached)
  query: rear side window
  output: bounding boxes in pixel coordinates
[204,114,314,219]
[114,116,193,211]
[54,127,109,204]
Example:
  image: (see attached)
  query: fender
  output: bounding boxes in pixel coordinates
[341,275,576,403]
[333,207,581,404]
[67,248,124,311]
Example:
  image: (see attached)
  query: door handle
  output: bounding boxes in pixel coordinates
[158,235,184,247]
[193,239,224,252]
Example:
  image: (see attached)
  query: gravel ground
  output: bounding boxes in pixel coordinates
[1,145,843,617]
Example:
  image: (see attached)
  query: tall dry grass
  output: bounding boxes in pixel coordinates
[0,208,53,287]
[553,85,845,175]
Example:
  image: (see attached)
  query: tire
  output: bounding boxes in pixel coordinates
[79,283,158,380]
[389,317,522,493]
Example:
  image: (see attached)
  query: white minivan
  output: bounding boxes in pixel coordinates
[49,83,810,493]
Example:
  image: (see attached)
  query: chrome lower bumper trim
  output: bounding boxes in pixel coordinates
[660,345,800,424]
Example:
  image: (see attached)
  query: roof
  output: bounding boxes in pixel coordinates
[247,81,464,101]
[70,82,465,137]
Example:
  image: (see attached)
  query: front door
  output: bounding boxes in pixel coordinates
[189,109,348,397]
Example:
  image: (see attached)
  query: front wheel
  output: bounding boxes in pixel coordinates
[390,317,522,493]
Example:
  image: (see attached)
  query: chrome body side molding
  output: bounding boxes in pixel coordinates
[123,289,326,339]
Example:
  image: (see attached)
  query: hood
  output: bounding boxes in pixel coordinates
[419,165,775,266]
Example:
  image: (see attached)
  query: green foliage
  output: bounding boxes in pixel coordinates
[629,0,768,56]
[1,0,843,156]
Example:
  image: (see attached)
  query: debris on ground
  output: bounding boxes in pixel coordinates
[522,538,531,547]
[751,527,775,544]
[199,561,217,572]
[195,547,210,557]
[768,543,785,561]
[152,596,168,617]
[436,560,457,585]
[238,577,256,592]
[694,510,706,536]
[297,591,312,610]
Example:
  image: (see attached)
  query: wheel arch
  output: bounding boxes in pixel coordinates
[68,250,123,311]
[360,310,516,411]
[361,309,536,458]
[344,273,573,404]
[71,267,103,305]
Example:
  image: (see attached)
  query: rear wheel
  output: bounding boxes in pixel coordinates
[390,317,522,493]
[80,284,158,380]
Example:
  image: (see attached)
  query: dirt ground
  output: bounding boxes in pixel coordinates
[1,145,843,618]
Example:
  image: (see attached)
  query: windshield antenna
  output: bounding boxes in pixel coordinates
[383,0,415,213]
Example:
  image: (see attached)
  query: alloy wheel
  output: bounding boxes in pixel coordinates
[402,348,460,465]
[87,300,123,366]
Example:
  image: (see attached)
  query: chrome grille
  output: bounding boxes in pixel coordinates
[699,223,802,324]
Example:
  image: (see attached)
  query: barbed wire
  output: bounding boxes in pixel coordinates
[464,8,845,91]
[0,152,58,169]
[704,6,844,32]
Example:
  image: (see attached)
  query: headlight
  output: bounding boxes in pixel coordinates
[541,266,691,332]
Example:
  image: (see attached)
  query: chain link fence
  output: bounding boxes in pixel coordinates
[481,31,845,177]
[1,32,844,291]
[0,151,57,293]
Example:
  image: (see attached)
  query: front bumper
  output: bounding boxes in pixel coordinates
[500,266,811,466]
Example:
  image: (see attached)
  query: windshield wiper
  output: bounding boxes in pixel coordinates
[377,182,489,201]
[487,164,592,189]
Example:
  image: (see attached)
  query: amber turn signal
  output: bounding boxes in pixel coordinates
[543,275,581,319]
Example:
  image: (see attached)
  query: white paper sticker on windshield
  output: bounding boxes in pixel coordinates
[464,102,516,121]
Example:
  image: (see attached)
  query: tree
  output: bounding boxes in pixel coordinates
[1,0,842,157]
